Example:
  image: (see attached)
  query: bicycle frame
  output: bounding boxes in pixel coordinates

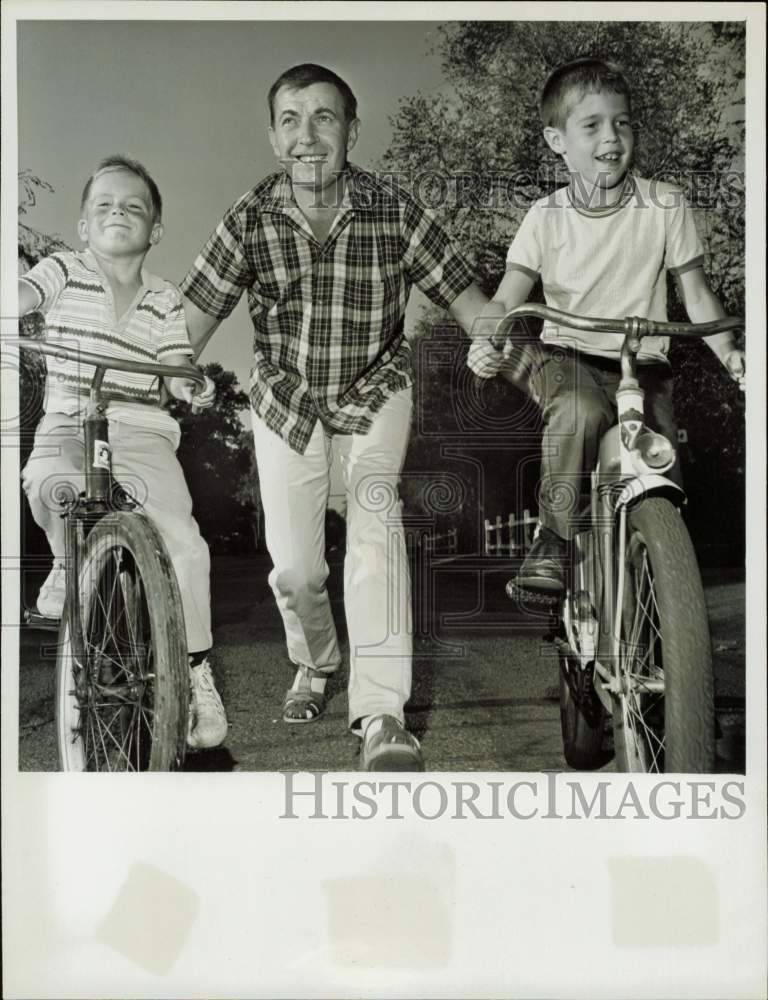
[495,305,742,716]
[62,367,134,667]
[15,339,204,652]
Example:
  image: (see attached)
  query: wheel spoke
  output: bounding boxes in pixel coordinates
[625,693,665,768]
[116,706,140,769]
[93,703,134,769]
[91,703,112,771]
[614,527,667,773]
[75,549,153,770]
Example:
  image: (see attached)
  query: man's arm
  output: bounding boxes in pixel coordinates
[449,270,535,337]
[467,269,536,378]
[447,282,489,335]
[677,267,745,390]
[183,295,223,360]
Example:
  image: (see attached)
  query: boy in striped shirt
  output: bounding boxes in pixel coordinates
[19,155,227,749]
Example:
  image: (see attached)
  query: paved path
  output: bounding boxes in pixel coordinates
[17,556,745,772]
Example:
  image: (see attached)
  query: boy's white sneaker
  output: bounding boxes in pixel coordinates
[36,562,66,618]
[187,658,228,749]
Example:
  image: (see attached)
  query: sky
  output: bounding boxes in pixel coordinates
[17,18,448,391]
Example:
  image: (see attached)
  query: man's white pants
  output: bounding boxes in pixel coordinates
[252,389,413,728]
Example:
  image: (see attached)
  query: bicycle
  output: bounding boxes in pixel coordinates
[496,305,743,773]
[15,338,206,772]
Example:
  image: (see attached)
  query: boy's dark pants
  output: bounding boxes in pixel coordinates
[529,347,681,540]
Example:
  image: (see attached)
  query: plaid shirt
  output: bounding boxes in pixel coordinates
[181,164,475,453]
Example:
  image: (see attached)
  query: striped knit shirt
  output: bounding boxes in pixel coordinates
[20,249,192,413]
[181,164,475,453]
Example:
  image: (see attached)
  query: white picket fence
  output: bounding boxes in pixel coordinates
[484,510,537,556]
[409,527,459,555]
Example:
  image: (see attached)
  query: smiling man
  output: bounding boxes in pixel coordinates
[182,63,487,771]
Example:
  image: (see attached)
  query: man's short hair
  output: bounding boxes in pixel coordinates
[540,58,631,129]
[80,155,163,221]
[268,63,358,125]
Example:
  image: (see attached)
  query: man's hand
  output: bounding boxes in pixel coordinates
[166,374,216,408]
[191,375,216,410]
[467,338,508,379]
[723,348,745,392]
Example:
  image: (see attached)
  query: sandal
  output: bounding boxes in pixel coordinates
[360,715,424,771]
[283,665,328,724]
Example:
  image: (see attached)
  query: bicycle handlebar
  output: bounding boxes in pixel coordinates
[495,304,743,340]
[10,338,206,387]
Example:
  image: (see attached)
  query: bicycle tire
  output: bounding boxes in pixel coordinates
[55,512,188,771]
[611,497,714,773]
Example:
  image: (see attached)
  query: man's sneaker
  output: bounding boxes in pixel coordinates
[360,715,425,772]
[36,562,66,618]
[187,658,228,749]
[514,525,567,594]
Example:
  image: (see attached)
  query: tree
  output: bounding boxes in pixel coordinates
[19,169,70,269]
[382,21,746,558]
[165,363,256,553]
[233,430,266,551]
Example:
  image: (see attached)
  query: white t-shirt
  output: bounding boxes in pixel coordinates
[505,175,705,363]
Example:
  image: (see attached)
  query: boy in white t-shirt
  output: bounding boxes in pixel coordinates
[469,58,745,594]
[19,155,227,749]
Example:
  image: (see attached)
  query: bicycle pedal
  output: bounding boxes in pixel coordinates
[505,580,562,609]
[25,610,61,631]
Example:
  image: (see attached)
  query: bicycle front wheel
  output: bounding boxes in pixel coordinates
[56,512,188,771]
[611,497,714,773]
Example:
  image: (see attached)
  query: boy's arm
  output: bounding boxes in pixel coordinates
[18,280,39,318]
[467,269,536,378]
[677,267,745,390]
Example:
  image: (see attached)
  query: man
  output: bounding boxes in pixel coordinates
[182,64,487,770]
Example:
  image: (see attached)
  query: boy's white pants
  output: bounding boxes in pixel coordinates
[252,388,413,728]
[22,408,212,653]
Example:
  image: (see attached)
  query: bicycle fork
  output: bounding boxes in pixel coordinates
[597,370,679,699]
[62,394,115,668]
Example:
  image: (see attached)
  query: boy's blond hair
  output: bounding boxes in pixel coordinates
[80,154,163,222]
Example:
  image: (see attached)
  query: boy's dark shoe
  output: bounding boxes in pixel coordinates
[514,526,567,594]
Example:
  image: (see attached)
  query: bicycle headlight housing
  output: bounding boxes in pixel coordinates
[630,431,676,476]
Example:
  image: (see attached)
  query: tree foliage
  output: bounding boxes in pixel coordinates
[19,169,70,269]
[165,363,256,553]
[382,21,746,557]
